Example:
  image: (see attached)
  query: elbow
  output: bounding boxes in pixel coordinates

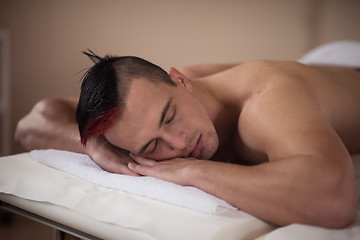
[317,174,358,229]
[14,98,53,149]
[15,113,36,150]
[301,188,357,229]
[297,161,358,229]
[15,116,26,145]
[326,189,357,229]
[318,156,358,229]
[329,162,358,229]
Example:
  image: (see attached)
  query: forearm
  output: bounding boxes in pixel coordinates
[187,157,357,228]
[15,98,85,154]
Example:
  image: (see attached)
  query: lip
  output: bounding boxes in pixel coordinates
[189,134,202,158]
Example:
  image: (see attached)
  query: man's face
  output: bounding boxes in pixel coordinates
[104,77,219,161]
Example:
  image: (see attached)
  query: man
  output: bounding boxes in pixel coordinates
[15,46,360,229]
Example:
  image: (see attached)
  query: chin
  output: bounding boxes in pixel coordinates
[202,136,219,160]
[202,148,217,160]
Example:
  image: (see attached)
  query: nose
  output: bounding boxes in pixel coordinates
[162,129,187,150]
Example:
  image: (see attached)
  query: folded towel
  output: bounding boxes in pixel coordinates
[30,149,235,213]
[298,40,360,68]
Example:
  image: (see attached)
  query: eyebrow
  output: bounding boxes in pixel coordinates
[138,98,173,154]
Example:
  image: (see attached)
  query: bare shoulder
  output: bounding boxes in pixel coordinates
[230,60,311,87]
[222,60,313,104]
[236,60,354,161]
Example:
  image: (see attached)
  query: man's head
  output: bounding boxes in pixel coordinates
[77,51,175,146]
[77,52,219,160]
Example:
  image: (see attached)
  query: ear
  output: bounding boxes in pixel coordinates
[169,67,193,92]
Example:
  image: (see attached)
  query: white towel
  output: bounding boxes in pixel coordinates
[298,40,360,68]
[30,149,235,213]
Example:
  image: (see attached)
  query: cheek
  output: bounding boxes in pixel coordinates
[185,109,213,131]
[180,105,203,125]
[187,100,212,123]
[203,131,219,159]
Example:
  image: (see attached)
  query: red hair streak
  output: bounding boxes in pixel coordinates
[81,107,119,146]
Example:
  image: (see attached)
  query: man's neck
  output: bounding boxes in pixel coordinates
[191,78,241,146]
[191,80,223,123]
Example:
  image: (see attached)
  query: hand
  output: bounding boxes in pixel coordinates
[85,136,139,176]
[128,154,201,186]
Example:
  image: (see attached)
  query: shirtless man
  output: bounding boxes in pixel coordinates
[15,50,360,229]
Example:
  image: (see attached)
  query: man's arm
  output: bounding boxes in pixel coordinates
[129,151,356,228]
[16,98,81,152]
[128,65,357,228]
[15,97,138,175]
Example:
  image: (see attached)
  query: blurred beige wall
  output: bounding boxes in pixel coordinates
[0,0,359,154]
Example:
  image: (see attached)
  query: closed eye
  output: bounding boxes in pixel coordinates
[140,101,176,155]
[165,107,176,124]
[150,139,158,154]
[149,108,175,154]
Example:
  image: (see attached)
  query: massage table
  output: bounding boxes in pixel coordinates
[0,151,359,240]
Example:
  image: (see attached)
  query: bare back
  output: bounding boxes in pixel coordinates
[203,61,360,164]
[306,66,360,154]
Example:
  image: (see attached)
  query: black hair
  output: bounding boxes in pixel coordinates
[76,50,175,145]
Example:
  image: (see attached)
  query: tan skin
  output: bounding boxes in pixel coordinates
[16,60,360,228]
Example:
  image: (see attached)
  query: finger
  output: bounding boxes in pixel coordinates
[129,153,158,167]
[116,153,137,165]
[128,162,152,176]
[111,163,140,176]
[99,160,140,176]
